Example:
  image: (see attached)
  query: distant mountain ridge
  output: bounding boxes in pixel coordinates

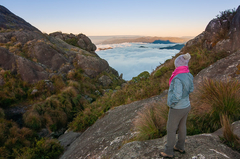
[98,36,192,44]
[152,40,174,44]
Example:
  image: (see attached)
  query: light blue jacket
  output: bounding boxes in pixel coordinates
[167,73,194,109]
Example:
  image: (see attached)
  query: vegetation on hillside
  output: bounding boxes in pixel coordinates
[0,7,239,159]
[0,32,124,158]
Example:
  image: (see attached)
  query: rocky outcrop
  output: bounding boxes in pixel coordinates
[0,47,49,83]
[99,75,113,86]
[27,41,68,71]
[183,5,240,53]
[49,31,97,53]
[194,50,240,86]
[75,54,109,78]
[112,133,240,159]
[0,6,118,83]
[0,5,40,32]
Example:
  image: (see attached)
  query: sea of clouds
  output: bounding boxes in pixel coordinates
[96,43,180,81]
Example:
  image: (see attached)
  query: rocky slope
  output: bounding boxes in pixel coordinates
[59,47,240,158]
[0,5,40,31]
[0,5,118,84]
[59,5,240,159]
[183,6,240,54]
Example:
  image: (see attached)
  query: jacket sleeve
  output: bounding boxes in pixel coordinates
[168,78,183,108]
[189,76,194,93]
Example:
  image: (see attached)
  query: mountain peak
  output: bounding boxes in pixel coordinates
[0,5,40,31]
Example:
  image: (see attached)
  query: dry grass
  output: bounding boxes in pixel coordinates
[133,102,168,140]
[220,114,240,151]
[187,78,240,134]
[198,78,240,120]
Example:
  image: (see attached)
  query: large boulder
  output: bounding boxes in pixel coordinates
[75,54,109,77]
[0,47,48,83]
[49,32,97,52]
[0,47,16,71]
[98,75,112,86]
[27,41,68,71]
[194,50,240,87]
[16,56,48,83]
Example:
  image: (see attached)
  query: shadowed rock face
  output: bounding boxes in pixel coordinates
[28,42,68,71]
[0,47,48,83]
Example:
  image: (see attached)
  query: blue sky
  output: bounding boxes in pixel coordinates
[1,0,239,37]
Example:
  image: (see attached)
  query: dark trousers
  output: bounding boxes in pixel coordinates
[164,106,191,155]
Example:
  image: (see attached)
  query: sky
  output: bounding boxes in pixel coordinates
[0,0,239,37]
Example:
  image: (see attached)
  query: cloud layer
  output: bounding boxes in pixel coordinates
[96,43,179,81]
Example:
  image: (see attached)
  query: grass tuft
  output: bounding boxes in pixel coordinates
[220,114,240,152]
[133,102,168,140]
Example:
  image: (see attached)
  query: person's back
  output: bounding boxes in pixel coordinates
[167,72,194,109]
[160,53,194,158]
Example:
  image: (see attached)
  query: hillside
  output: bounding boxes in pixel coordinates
[60,5,240,159]
[0,5,125,159]
[1,4,240,159]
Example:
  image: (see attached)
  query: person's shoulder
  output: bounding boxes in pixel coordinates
[188,72,194,78]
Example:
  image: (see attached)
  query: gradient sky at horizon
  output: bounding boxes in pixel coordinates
[1,0,239,37]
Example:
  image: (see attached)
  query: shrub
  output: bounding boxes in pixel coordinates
[216,8,237,21]
[220,114,240,152]
[24,86,81,131]
[0,108,4,118]
[65,38,79,47]
[131,71,150,83]
[16,138,63,159]
[133,102,168,140]
[187,78,240,134]
[199,78,240,121]
[23,111,43,130]
[154,66,169,78]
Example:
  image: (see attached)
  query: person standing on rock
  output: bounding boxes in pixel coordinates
[160,53,194,158]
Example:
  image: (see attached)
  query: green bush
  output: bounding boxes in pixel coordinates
[0,108,5,118]
[131,71,150,83]
[154,66,169,78]
[216,8,237,21]
[16,138,63,159]
[65,38,79,47]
